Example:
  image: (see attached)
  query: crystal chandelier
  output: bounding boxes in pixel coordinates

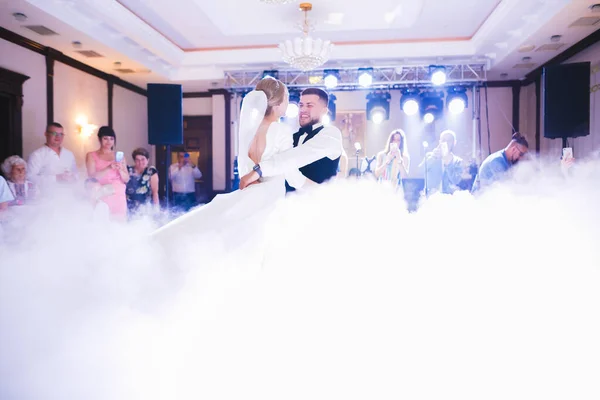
[279,3,333,71]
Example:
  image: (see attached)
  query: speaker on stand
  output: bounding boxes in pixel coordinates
[147,84,183,209]
[542,62,591,156]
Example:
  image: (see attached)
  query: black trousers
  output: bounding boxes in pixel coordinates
[172,192,196,212]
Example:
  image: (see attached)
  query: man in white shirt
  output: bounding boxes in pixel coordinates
[169,152,202,211]
[27,122,78,189]
[240,88,342,190]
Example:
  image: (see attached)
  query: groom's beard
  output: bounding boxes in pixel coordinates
[299,117,321,128]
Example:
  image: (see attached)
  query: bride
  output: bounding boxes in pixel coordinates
[151,77,306,253]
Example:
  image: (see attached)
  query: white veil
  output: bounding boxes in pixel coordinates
[238,90,268,176]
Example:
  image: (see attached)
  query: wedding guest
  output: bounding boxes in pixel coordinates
[471,132,529,193]
[169,152,202,211]
[27,122,78,189]
[420,130,464,195]
[374,129,410,191]
[0,175,14,211]
[85,126,129,221]
[1,156,37,206]
[126,147,159,214]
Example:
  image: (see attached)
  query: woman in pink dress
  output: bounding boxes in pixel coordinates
[85,126,129,221]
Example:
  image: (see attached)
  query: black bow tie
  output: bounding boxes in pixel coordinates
[298,126,313,135]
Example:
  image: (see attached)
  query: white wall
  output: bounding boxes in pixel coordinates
[519,83,537,146]
[112,85,151,164]
[53,62,109,170]
[0,37,46,158]
[183,98,212,116]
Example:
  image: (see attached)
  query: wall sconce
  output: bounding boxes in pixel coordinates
[75,115,97,137]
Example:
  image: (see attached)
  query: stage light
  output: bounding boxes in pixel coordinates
[401,88,420,116]
[420,90,444,123]
[448,98,465,114]
[371,108,386,124]
[323,69,339,89]
[366,91,390,123]
[328,93,337,121]
[262,70,279,79]
[286,89,301,119]
[286,103,299,118]
[429,66,446,86]
[358,68,374,87]
[446,86,468,115]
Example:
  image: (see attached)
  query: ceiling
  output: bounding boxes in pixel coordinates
[1,0,599,91]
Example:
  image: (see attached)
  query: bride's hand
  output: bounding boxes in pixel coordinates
[240,171,260,190]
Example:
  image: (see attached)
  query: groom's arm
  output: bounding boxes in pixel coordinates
[260,126,343,177]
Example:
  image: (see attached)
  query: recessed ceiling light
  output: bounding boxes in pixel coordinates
[113,61,122,66]
[590,4,600,12]
[12,12,27,22]
[522,56,532,62]
[72,41,82,48]
[519,44,535,52]
[550,35,562,42]
[500,73,508,79]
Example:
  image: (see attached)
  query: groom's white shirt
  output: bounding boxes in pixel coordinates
[260,123,343,177]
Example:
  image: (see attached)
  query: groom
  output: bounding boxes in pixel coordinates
[240,88,342,191]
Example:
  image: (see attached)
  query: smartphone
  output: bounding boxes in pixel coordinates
[115,151,124,162]
[562,147,573,160]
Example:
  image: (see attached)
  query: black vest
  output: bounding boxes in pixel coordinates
[286,125,340,192]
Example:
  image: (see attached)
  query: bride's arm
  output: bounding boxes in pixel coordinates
[261,126,342,178]
[277,126,307,190]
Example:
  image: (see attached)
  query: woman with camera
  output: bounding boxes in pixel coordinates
[375,129,410,191]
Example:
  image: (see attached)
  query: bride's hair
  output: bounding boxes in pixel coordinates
[255,76,286,116]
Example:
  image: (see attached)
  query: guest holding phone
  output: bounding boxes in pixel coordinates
[85,126,129,221]
[375,129,410,191]
[419,130,464,195]
[169,152,202,212]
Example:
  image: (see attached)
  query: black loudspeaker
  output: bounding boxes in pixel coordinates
[542,62,590,139]
[147,83,183,145]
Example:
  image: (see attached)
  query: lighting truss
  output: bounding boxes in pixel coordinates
[224,63,488,91]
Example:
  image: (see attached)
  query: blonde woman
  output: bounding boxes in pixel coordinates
[375,129,410,190]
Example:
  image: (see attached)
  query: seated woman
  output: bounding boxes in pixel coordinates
[0,175,14,212]
[126,147,159,215]
[85,126,129,221]
[1,155,37,206]
[374,129,410,192]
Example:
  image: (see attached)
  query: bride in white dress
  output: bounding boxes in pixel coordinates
[151,77,306,255]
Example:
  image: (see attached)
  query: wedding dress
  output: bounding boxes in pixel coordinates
[151,91,304,257]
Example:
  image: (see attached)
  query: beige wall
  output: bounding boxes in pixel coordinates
[53,62,109,169]
[113,85,151,164]
[0,36,150,176]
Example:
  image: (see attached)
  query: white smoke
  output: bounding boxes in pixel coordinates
[0,158,599,400]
